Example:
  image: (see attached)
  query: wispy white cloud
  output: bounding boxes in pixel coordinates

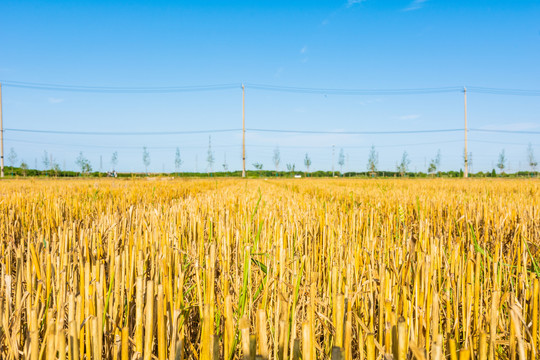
[397,114,421,121]
[323,0,367,26]
[48,97,64,104]
[347,0,367,8]
[403,0,428,11]
[300,45,308,54]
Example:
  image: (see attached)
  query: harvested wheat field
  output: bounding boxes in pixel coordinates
[0,178,539,360]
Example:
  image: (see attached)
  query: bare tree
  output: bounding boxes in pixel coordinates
[20,161,28,176]
[338,148,345,174]
[76,152,92,174]
[497,149,506,174]
[207,136,215,174]
[527,143,537,173]
[304,153,312,174]
[111,151,118,171]
[286,163,295,175]
[175,148,183,174]
[428,149,441,176]
[42,150,50,172]
[396,151,410,176]
[7,148,17,168]
[273,147,281,173]
[222,153,228,172]
[142,147,151,173]
[367,145,378,175]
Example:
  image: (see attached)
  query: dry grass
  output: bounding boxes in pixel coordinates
[0,177,539,359]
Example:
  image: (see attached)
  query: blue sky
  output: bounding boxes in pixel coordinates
[1,0,539,173]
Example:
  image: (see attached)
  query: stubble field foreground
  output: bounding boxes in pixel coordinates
[0,178,539,360]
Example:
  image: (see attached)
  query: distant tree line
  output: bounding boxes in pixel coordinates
[1,142,538,178]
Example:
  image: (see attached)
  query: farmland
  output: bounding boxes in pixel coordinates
[0,178,539,359]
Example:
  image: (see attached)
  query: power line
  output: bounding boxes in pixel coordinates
[16,138,528,150]
[0,80,239,93]
[468,139,540,146]
[4,80,540,96]
[5,127,468,136]
[4,137,241,150]
[466,86,540,96]
[5,128,241,135]
[246,83,462,95]
[246,128,464,135]
[6,127,540,137]
[248,140,464,149]
[470,128,540,135]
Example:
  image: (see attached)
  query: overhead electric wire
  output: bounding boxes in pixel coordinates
[469,128,540,135]
[468,139,540,146]
[245,83,463,95]
[246,128,464,134]
[0,80,239,93]
[247,140,464,149]
[4,137,241,150]
[466,86,540,96]
[5,128,241,136]
[5,127,469,136]
[6,127,540,137]
[12,138,514,151]
[2,80,540,96]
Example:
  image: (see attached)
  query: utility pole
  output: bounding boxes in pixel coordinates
[242,84,246,178]
[0,82,4,178]
[464,87,468,178]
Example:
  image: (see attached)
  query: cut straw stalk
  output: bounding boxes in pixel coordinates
[144,280,154,360]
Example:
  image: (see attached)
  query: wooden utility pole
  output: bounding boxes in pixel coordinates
[0,82,4,178]
[242,84,246,178]
[464,87,468,178]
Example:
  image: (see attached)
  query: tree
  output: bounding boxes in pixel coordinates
[142,147,151,173]
[286,163,295,174]
[527,143,537,173]
[76,152,92,174]
[206,136,215,174]
[111,151,118,171]
[338,148,345,174]
[497,149,506,174]
[222,153,228,172]
[7,148,17,168]
[253,162,263,170]
[20,161,28,176]
[396,151,410,176]
[42,150,50,171]
[304,153,312,174]
[175,148,183,174]
[52,162,61,176]
[428,149,441,175]
[367,145,378,174]
[273,147,281,173]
